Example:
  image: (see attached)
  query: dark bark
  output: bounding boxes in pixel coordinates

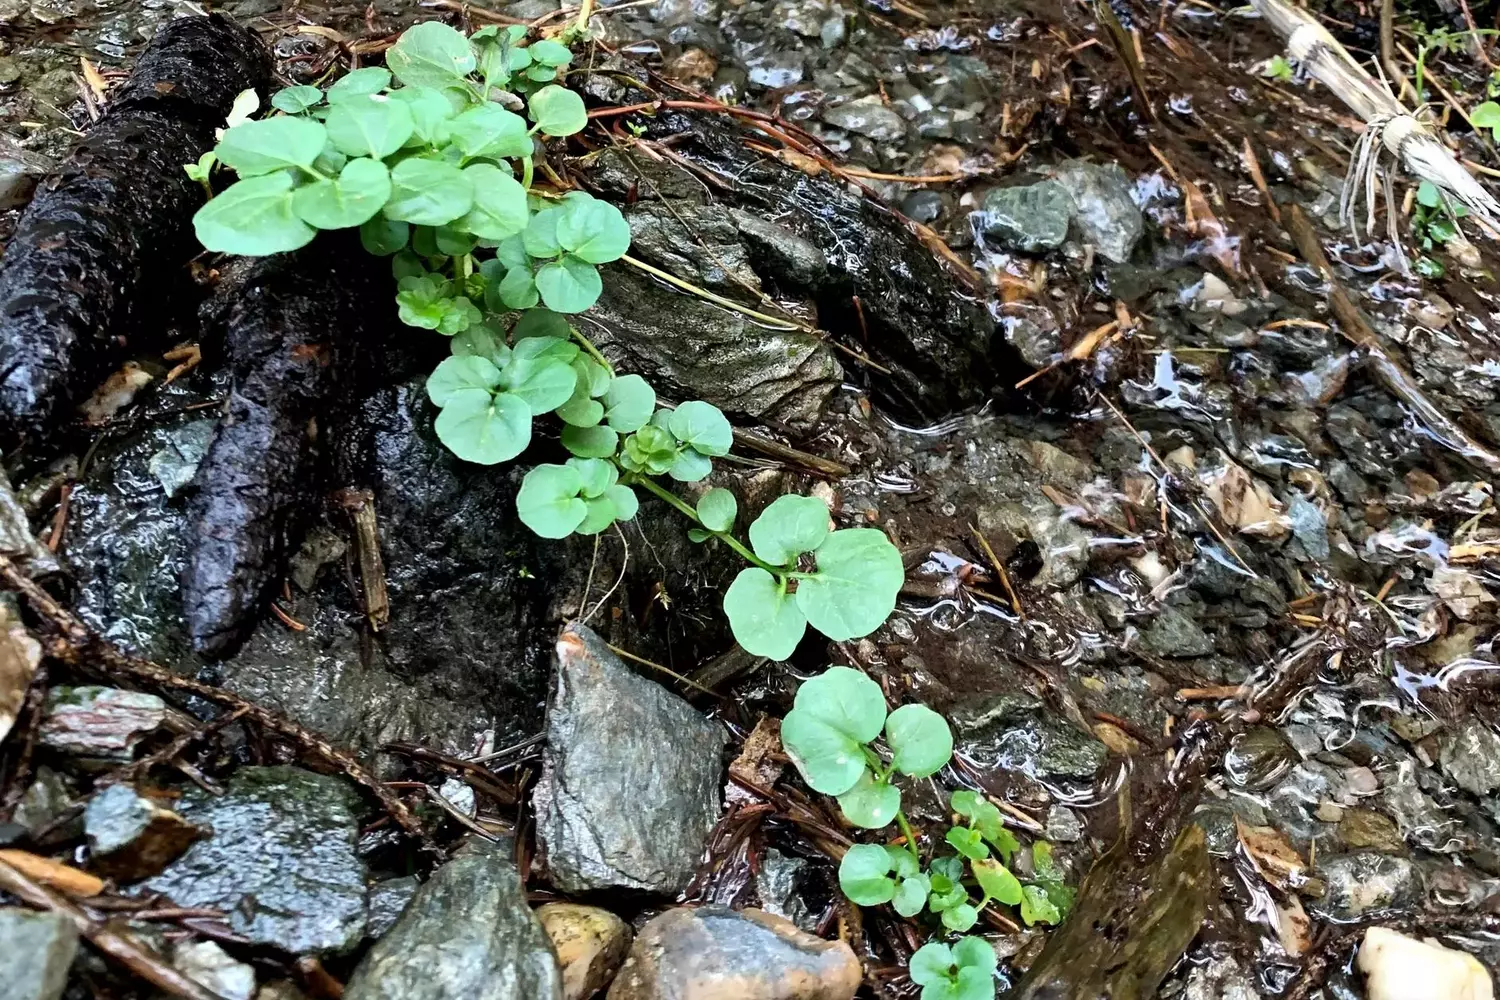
[0,14,270,445]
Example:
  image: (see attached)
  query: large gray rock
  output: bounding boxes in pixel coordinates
[1439,718,1500,796]
[0,907,77,1000]
[978,180,1074,253]
[145,766,368,954]
[1053,160,1143,264]
[534,625,727,894]
[344,840,562,1000]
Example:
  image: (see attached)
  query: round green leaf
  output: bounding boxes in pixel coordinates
[885,703,953,778]
[384,158,474,226]
[837,770,900,829]
[561,424,619,458]
[565,458,615,499]
[953,965,995,1000]
[389,85,458,144]
[576,495,618,535]
[556,197,632,263]
[1471,100,1500,129]
[452,325,509,365]
[748,494,830,566]
[972,859,1022,907]
[495,267,540,310]
[952,937,998,975]
[514,307,572,340]
[535,255,602,313]
[887,846,919,879]
[951,790,983,820]
[941,903,979,932]
[723,567,807,663]
[779,666,885,793]
[837,844,896,905]
[435,225,478,256]
[1020,884,1063,926]
[910,943,956,988]
[696,488,737,532]
[360,216,409,255]
[194,173,316,256]
[528,84,588,136]
[325,94,413,158]
[458,163,529,239]
[326,66,391,103]
[449,102,532,160]
[529,39,573,67]
[387,20,476,88]
[667,401,731,456]
[606,483,638,520]
[511,335,579,364]
[434,389,530,465]
[503,356,578,414]
[523,206,564,258]
[790,666,887,743]
[669,448,712,483]
[556,392,604,427]
[517,463,587,538]
[292,156,391,229]
[216,117,328,176]
[945,826,988,861]
[892,873,930,917]
[427,355,501,407]
[603,374,655,432]
[271,85,323,113]
[796,528,904,640]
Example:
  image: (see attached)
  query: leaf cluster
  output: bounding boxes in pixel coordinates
[908,936,997,1000]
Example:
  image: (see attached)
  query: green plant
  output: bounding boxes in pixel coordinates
[909,936,997,1000]
[1260,55,1294,83]
[187,20,906,658]
[1409,179,1466,280]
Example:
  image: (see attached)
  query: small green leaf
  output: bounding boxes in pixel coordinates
[1020,884,1062,926]
[576,495,618,535]
[387,20,477,88]
[561,423,619,458]
[434,389,531,464]
[796,528,904,640]
[1417,180,1443,209]
[324,94,413,158]
[385,157,474,226]
[193,173,315,256]
[523,206,564,258]
[449,102,533,160]
[606,483,638,520]
[435,225,479,256]
[928,884,968,912]
[1471,100,1500,129]
[529,39,573,67]
[667,401,732,456]
[292,156,391,229]
[603,374,655,431]
[389,85,459,144]
[459,163,529,239]
[884,703,953,778]
[216,117,328,176]
[972,858,1022,906]
[427,355,501,406]
[953,937,997,975]
[556,197,632,263]
[723,567,806,662]
[946,826,988,861]
[502,355,578,414]
[668,448,712,483]
[778,666,885,792]
[887,847,919,880]
[495,268,540,310]
[360,216,410,255]
[696,488,737,532]
[687,528,713,543]
[528,84,588,136]
[513,307,572,340]
[929,856,965,889]
[517,463,587,537]
[556,390,604,427]
[954,968,995,1000]
[950,790,984,821]
[271,85,323,113]
[511,335,579,364]
[941,903,979,932]
[748,494,830,565]
[837,843,896,906]
[836,770,901,829]
[452,325,509,365]
[909,943,955,988]
[326,66,391,103]
[892,873,930,917]
[981,823,1018,864]
[535,255,602,313]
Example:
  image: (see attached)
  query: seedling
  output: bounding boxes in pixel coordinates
[1260,55,1294,83]
[909,936,998,1000]
[838,844,930,917]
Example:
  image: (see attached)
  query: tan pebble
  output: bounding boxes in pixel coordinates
[538,903,632,1000]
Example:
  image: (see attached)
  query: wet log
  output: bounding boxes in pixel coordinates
[182,233,396,659]
[0,14,270,445]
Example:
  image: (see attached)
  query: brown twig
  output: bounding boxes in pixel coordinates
[0,554,430,846]
[968,524,1026,619]
[731,428,851,478]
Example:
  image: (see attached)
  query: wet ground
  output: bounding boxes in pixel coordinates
[6,0,1500,997]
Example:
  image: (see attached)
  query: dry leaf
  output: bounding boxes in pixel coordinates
[1274,893,1312,957]
[1201,457,1290,539]
[0,849,105,897]
[79,362,152,425]
[727,715,784,806]
[1235,817,1322,895]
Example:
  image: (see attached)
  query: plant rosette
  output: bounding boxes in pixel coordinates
[909,936,998,1000]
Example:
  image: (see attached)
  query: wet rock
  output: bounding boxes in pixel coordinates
[1137,605,1214,658]
[13,765,75,840]
[899,189,944,224]
[146,766,367,955]
[952,697,1107,781]
[1439,719,1500,796]
[978,180,1073,253]
[1311,853,1422,920]
[1045,807,1083,843]
[822,96,906,141]
[1182,953,1261,1000]
[0,135,53,211]
[173,940,256,1000]
[1337,809,1405,854]
[537,903,632,1000]
[534,625,726,894]
[1052,160,1143,264]
[0,907,78,1000]
[1358,926,1493,1000]
[146,418,216,498]
[39,686,164,759]
[344,839,562,1000]
[366,876,419,941]
[1000,304,1062,368]
[976,500,1089,590]
[1,469,59,577]
[1224,727,1298,790]
[607,906,860,1000]
[84,784,203,880]
[756,848,815,930]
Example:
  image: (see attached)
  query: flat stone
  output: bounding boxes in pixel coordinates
[978,180,1074,253]
[173,941,256,1000]
[366,876,420,941]
[1337,808,1405,854]
[344,840,562,1000]
[1137,605,1214,658]
[1052,160,1143,264]
[0,907,78,1000]
[534,625,727,895]
[1311,853,1422,921]
[538,903,632,1000]
[85,783,204,880]
[1439,718,1500,796]
[821,96,906,141]
[145,766,368,955]
[606,907,860,1000]
[39,686,165,759]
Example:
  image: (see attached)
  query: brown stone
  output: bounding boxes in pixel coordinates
[538,904,632,1000]
[606,907,860,1000]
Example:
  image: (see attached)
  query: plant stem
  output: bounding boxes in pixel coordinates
[460,254,474,280]
[570,327,615,375]
[895,809,921,865]
[619,255,802,331]
[575,0,595,35]
[630,476,780,572]
[521,156,534,191]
